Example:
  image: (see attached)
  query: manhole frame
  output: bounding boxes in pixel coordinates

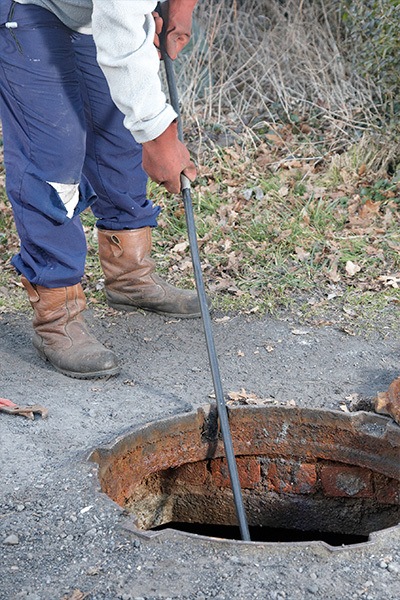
[89,404,400,552]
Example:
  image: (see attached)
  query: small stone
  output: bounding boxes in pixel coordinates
[307,584,319,594]
[379,561,388,569]
[242,188,253,201]
[85,527,97,537]
[10,565,19,572]
[4,534,19,545]
[16,504,25,512]
[387,562,400,574]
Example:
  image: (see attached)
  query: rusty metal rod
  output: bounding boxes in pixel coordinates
[160,37,251,541]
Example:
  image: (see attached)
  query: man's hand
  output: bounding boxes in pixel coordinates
[142,120,196,193]
[152,10,163,59]
[153,0,198,60]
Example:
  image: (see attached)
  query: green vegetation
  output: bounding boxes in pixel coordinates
[341,0,400,118]
[0,1,399,334]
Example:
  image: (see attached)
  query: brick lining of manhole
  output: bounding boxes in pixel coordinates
[90,405,400,548]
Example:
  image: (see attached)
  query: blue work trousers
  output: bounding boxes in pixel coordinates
[0,1,160,287]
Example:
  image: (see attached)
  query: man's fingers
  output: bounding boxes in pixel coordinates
[161,178,180,194]
[153,11,163,35]
[152,11,163,57]
[161,165,196,194]
[182,162,197,182]
[165,33,190,60]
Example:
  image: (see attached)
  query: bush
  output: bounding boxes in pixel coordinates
[172,0,399,170]
[341,0,400,118]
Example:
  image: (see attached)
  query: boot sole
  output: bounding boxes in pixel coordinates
[35,349,120,380]
[107,302,202,319]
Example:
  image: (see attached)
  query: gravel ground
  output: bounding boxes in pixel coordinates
[1,307,399,600]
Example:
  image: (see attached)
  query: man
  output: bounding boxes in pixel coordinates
[0,0,199,379]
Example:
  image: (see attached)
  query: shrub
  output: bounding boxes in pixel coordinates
[341,0,400,118]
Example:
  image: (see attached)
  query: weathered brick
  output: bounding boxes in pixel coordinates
[374,474,400,505]
[295,463,317,494]
[211,456,261,489]
[268,462,292,494]
[174,461,208,486]
[320,463,374,498]
[268,461,317,494]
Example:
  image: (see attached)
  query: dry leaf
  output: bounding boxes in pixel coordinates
[214,316,230,323]
[359,199,380,218]
[374,377,400,425]
[172,241,189,254]
[294,246,310,261]
[278,185,289,197]
[291,329,309,335]
[358,163,367,177]
[345,261,361,277]
[327,258,341,282]
[61,590,87,600]
[378,275,400,289]
[265,133,284,146]
[341,327,356,336]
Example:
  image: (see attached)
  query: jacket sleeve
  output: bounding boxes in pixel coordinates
[91,0,177,143]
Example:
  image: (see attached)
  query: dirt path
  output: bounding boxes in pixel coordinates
[1,308,399,599]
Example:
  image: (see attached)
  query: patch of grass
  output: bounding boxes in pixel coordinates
[0,130,399,332]
[299,288,400,336]
[146,138,400,329]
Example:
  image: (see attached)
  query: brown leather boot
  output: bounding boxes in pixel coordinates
[98,227,203,318]
[21,276,120,379]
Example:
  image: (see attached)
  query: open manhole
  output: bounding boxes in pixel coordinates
[90,405,400,547]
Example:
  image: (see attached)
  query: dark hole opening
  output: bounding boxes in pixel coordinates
[153,522,370,546]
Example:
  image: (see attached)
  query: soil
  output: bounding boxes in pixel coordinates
[1,306,399,600]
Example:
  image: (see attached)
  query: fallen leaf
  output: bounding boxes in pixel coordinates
[359,199,380,218]
[374,377,400,425]
[265,133,284,146]
[214,316,231,323]
[327,258,341,283]
[343,306,357,317]
[378,274,400,289]
[345,260,361,277]
[171,241,189,254]
[358,163,367,177]
[278,185,289,197]
[294,246,310,261]
[291,329,309,335]
[341,327,356,336]
[61,591,87,600]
